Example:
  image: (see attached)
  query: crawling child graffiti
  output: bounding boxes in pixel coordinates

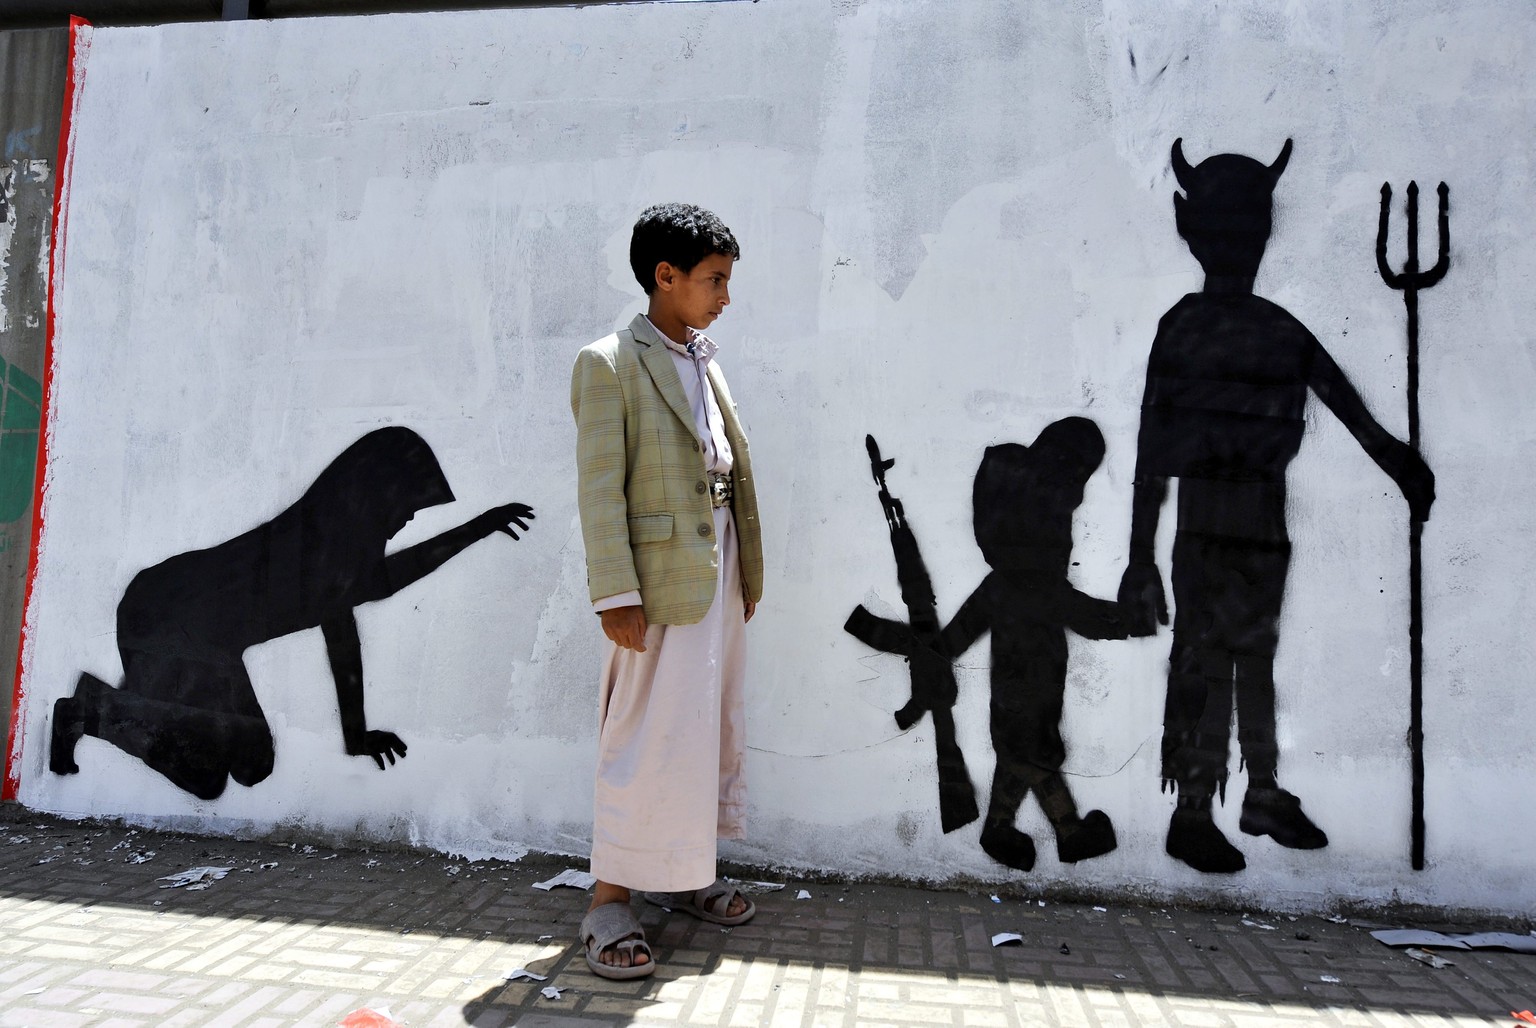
[847,422,1128,870]
[1118,140,1436,873]
[48,427,535,800]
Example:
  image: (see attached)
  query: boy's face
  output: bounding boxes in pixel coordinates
[654,251,734,330]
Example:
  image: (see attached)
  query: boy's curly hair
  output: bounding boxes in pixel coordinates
[629,203,740,295]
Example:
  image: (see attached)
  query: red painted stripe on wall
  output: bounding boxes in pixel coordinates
[3,15,92,801]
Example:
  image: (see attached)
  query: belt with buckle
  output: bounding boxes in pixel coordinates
[708,471,733,508]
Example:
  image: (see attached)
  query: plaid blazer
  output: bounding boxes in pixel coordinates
[571,314,764,625]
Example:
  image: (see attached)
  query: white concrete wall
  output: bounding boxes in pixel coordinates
[12,0,1536,916]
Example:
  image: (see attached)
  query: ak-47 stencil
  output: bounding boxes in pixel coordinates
[1119,140,1436,874]
[844,435,978,835]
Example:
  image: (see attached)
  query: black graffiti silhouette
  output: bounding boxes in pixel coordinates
[844,435,978,834]
[1118,139,1435,874]
[951,421,1130,869]
[847,421,1129,869]
[48,427,534,800]
[1377,179,1449,872]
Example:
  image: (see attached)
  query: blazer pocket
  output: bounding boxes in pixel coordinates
[627,513,675,544]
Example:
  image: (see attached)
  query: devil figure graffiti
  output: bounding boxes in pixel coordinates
[847,421,1129,871]
[1118,139,1436,873]
[49,427,535,800]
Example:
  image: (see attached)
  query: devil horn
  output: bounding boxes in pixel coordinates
[1171,137,1195,189]
[1268,138,1293,181]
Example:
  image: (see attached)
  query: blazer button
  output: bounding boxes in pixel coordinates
[692,442,700,452]
[698,523,711,537]
[695,480,707,494]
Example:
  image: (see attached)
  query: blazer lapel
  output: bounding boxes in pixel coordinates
[631,315,699,441]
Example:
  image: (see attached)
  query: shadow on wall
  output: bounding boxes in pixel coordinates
[49,427,534,800]
[846,138,1444,877]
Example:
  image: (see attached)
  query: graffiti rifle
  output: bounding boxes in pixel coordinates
[1376,180,1448,872]
[854,434,979,833]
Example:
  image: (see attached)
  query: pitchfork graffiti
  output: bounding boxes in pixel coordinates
[1376,179,1450,871]
[49,427,535,800]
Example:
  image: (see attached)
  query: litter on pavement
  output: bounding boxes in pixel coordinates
[504,968,548,982]
[337,1009,401,1028]
[1403,947,1453,969]
[1371,929,1536,954]
[156,866,233,890]
[531,868,597,891]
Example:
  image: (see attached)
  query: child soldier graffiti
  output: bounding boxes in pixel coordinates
[846,422,1129,871]
[48,427,535,800]
[1118,139,1436,873]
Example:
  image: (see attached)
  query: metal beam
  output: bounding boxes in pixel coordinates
[0,0,606,30]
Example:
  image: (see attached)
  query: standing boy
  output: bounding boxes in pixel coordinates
[570,204,764,979]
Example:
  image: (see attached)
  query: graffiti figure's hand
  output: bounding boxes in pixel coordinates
[910,645,957,710]
[1118,560,1167,636]
[350,730,409,770]
[1395,447,1436,524]
[478,503,536,540]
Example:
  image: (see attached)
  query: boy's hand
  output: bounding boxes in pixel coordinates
[744,599,756,623]
[602,605,648,651]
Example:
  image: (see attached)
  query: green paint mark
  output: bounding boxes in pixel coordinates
[0,359,41,521]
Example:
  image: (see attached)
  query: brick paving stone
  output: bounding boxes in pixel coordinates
[2,808,1533,1027]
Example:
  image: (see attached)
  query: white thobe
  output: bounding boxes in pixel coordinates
[588,319,748,892]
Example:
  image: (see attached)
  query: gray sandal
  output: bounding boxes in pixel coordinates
[580,902,655,980]
[643,879,756,926]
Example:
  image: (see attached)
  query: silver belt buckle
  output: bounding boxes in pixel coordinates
[709,472,732,508]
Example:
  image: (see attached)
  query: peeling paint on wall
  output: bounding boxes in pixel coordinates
[0,27,67,790]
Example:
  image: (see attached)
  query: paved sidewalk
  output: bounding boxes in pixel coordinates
[0,806,1530,1027]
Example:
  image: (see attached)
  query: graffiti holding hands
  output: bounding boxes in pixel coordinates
[1117,560,1168,637]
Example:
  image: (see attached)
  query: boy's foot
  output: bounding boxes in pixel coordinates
[979,824,1036,871]
[1240,786,1328,849]
[1166,808,1246,873]
[643,879,754,925]
[580,901,654,980]
[1055,809,1118,864]
[50,697,83,775]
